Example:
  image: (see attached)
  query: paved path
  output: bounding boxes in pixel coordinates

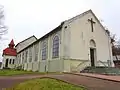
[79,73,120,82]
[0,74,120,90]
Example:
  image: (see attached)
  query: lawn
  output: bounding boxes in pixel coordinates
[5,78,86,90]
[0,70,41,76]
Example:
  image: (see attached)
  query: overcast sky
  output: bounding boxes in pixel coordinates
[0,0,120,61]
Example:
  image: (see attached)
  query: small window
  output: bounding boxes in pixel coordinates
[29,47,32,62]
[12,59,15,64]
[64,26,67,29]
[22,52,24,63]
[9,59,12,64]
[25,50,28,63]
[19,54,21,64]
[34,44,39,61]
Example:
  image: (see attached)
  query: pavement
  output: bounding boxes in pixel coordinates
[75,73,120,82]
[0,73,120,90]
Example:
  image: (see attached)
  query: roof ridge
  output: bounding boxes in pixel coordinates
[15,35,37,47]
[64,9,92,23]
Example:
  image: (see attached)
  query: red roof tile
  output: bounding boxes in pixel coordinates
[3,48,17,56]
[3,39,17,56]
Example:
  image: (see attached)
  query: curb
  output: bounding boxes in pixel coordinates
[64,72,120,83]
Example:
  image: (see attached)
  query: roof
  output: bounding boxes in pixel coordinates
[3,39,17,56]
[15,35,37,47]
[18,22,64,54]
[3,48,17,56]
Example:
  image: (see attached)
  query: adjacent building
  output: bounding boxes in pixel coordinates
[2,39,17,68]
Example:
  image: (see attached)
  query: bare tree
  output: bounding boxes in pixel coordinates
[0,5,7,40]
[110,34,119,61]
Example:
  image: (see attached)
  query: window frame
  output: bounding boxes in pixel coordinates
[52,35,59,58]
[29,47,33,62]
[25,50,28,63]
[41,41,47,60]
[34,44,39,61]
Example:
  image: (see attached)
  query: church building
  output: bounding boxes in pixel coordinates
[2,10,114,72]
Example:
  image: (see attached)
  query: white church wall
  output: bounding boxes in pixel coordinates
[39,61,46,72]
[63,59,91,72]
[24,63,28,70]
[32,42,40,71]
[62,22,71,59]
[26,45,34,71]
[27,62,33,71]
[63,59,70,72]
[68,16,89,60]
[67,11,113,67]
[32,62,39,71]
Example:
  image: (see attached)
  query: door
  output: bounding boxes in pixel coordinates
[90,48,95,67]
[5,59,9,67]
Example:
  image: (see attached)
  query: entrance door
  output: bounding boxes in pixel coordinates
[5,59,9,67]
[90,48,95,67]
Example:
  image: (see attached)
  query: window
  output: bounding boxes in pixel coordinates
[41,41,47,60]
[22,52,24,63]
[25,50,28,63]
[9,59,12,64]
[34,44,39,61]
[29,47,32,62]
[17,55,19,64]
[12,59,15,64]
[19,54,21,64]
[52,35,59,58]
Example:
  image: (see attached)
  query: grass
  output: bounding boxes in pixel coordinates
[0,69,61,76]
[0,69,43,76]
[5,78,86,90]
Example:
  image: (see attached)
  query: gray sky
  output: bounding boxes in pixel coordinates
[0,0,120,61]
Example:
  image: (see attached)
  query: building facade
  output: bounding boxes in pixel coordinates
[2,10,114,72]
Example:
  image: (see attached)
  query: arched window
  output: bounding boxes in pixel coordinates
[52,35,59,58]
[90,39,96,48]
[42,41,47,60]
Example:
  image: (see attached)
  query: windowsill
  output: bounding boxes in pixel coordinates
[42,59,46,60]
[52,56,59,59]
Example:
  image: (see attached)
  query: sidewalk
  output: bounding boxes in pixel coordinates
[75,73,120,82]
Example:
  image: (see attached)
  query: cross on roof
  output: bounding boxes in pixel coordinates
[88,18,96,32]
